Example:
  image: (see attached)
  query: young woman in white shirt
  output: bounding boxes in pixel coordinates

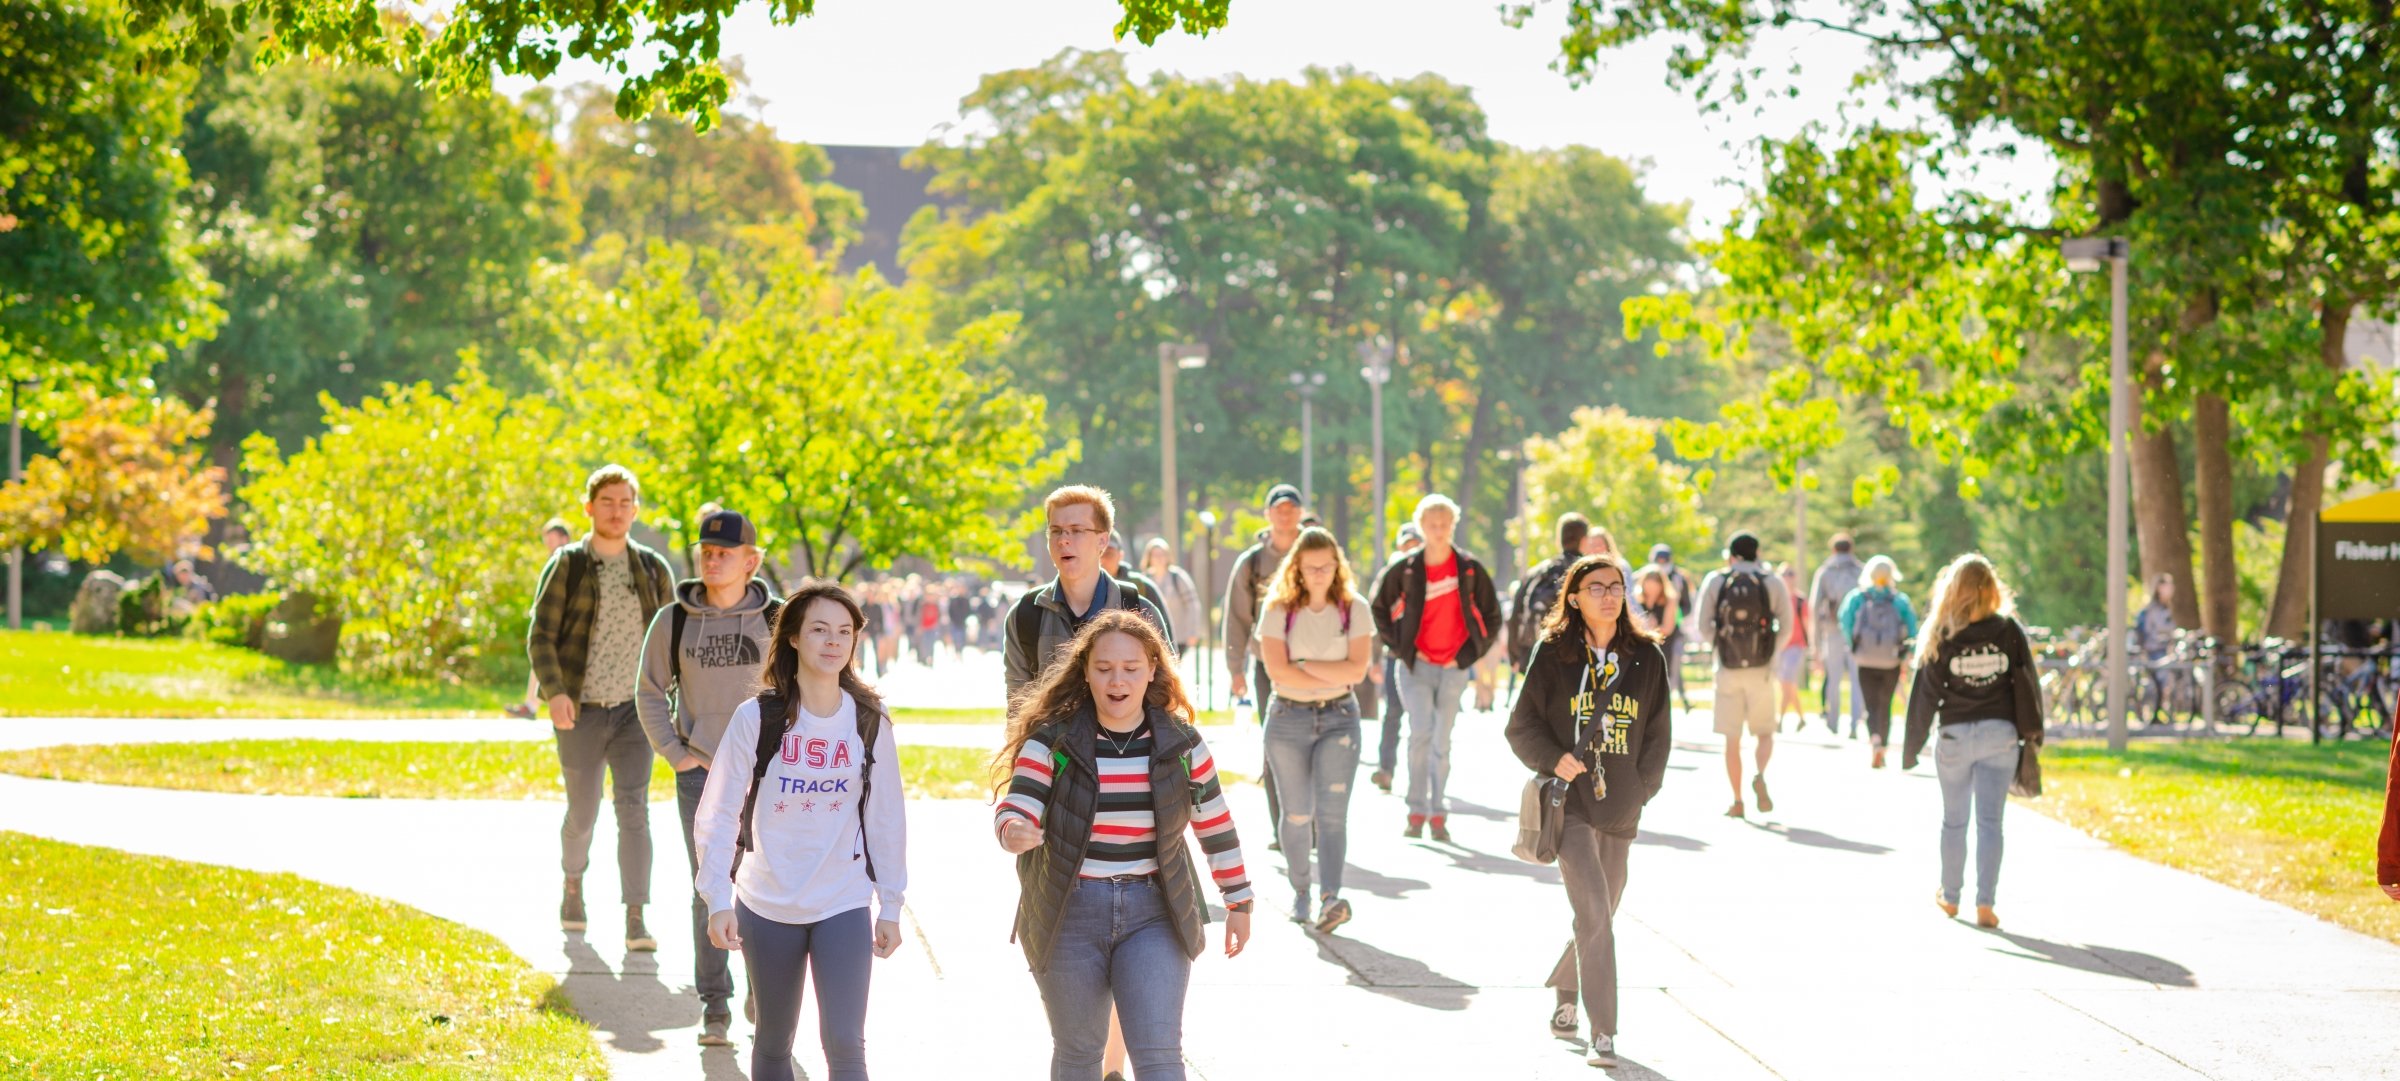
[693,581,908,1081]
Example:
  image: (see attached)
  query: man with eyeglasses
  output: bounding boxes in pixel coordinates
[1003,485,1168,697]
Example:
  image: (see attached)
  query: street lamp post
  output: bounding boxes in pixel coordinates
[2064,236,2133,752]
[1288,371,1327,507]
[1159,343,1209,562]
[1199,509,1219,709]
[1357,339,1393,564]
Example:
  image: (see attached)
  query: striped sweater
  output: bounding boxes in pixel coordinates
[995,722,1254,906]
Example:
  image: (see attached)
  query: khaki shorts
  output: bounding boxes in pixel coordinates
[1712,665,1778,738]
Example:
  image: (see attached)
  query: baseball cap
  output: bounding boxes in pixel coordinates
[697,509,757,548]
[1398,523,1424,545]
[1265,484,1303,509]
[1649,544,1673,560]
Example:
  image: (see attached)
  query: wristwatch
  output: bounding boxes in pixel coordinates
[1225,899,1254,914]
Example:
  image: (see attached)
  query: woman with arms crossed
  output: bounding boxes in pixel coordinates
[993,610,1255,1081]
[693,582,908,1081]
[1506,555,1673,1069]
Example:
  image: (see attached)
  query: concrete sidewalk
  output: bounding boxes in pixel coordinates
[5,700,2398,1079]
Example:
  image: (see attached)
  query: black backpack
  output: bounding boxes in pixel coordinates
[1009,577,1147,657]
[732,688,883,882]
[1508,558,1571,670]
[1712,569,1779,669]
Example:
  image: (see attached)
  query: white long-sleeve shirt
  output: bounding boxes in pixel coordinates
[693,691,907,925]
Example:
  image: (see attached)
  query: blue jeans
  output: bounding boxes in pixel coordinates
[1821,643,1864,725]
[1031,878,1193,1081]
[675,766,734,1014]
[1377,655,1403,773]
[1395,660,1472,818]
[739,902,873,1081]
[1263,696,1361,901]
[1935,719,2020,907]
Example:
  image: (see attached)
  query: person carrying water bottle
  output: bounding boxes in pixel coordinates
[1841,555,1920,769]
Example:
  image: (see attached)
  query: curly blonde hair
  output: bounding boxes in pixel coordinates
[988,610,1196,797]
[1262,527,1354,615]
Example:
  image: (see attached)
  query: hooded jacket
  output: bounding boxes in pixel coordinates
[636,578,779,770]
[1902,614,2044,768]
[1507,631,1674,837]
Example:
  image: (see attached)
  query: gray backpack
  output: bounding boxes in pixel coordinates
[1851,591,1906,668]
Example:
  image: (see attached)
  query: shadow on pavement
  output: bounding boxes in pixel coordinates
[701,1047,749,1080]
[1746,821,1893,855]
[1312,932,1477,1011]
[562,935,680,1055]
[1340,861,1434,900]
[1609,1054,1687,1080]
[1633,829,1708,851]
[1438,798,1515,823]
[1425,842,1564,885]
[1989,931,2198,987]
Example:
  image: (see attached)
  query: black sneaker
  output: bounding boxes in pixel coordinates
[626,907,658,952]
[559,876,587,932]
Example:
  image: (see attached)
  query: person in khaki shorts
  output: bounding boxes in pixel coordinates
[1691,533,1793,818]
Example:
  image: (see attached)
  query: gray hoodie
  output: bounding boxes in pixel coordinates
[637,578,779,770]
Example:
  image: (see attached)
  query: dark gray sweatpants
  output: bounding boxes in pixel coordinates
[555,700,653,905]
[739,902,874,1081]
[1546,817,1633,1037]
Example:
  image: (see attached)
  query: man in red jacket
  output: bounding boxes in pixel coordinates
[2380,723,2399,902]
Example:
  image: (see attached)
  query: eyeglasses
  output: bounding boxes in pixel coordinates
[1579,582,1628,598]
[1047,526,1105,543]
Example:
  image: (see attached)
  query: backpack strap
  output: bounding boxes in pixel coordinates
[733,690,790,880]
[854,700,882,883]
[1282,597,1354,640]
[670,604,688,697]
[561,546,590,620]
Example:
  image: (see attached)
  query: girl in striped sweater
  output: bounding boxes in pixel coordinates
[992,609,1254,1081]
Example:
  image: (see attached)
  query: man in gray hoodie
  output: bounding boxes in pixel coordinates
[636,508,782,1047]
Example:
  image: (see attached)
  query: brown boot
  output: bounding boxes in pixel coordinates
[1975,906,2001,930]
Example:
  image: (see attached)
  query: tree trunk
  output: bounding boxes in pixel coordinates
[2266,302,2350,637]
[1454,390,1499,558]
[2129,362,2201,629]
[1331,437,1352,557]
[2192,390,2239,642]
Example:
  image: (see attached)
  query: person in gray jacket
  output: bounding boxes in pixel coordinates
[637,508,783,1047]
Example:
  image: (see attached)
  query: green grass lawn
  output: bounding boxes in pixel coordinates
[2035,737,2400,946]
[0,739,1003,800]
[2,630,513,718]
[0,831,604,1079]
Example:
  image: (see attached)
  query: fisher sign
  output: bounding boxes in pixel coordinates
[2317,491,2400,622]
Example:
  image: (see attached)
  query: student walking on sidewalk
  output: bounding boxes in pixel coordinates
[1372,495,1505,842]
[1840,555,1920,769]
[693,582,908,1081]
[527,464,675,949]
[992,611,1255,1081]
[635,508,783,1045]
[1693,532,1793,818]
[1506,555,1672,1069]
[1902,554,2042,930]
[1257,526,1374,931]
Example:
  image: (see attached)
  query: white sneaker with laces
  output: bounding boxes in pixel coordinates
[1587,1033,1617,1068]
[1550,1003,1579,1037]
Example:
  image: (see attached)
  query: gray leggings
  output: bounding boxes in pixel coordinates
[738,902,873,1081]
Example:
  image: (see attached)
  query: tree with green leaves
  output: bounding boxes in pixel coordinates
[155,48,576,459]
[236,362,592,678]
[121,0,1231,124]
[1517,406,1715,564]
[541,241,1069,580]
[1,0,220,388]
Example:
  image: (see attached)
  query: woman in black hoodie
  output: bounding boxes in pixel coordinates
[1506,555,1673,1069]
[1902,554,2043,930]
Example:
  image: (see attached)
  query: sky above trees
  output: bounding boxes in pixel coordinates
[492,0,2057,232]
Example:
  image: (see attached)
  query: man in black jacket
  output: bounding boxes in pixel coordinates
[1509,513,1591,673]
[1371,494,1504,842]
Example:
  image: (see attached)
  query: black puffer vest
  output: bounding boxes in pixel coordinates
[1012,705,1210,973]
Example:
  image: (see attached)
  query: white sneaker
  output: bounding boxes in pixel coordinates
[1587,1033,1617,1067]
[1549,1003,1579,1037]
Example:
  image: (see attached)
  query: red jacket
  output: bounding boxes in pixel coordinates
[2379,725,2399,888]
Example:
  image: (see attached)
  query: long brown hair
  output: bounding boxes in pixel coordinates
[760,580,887,734]
[1538,555,1658,648]
[1263,526,1355,613]
[988,610,1197,797]
[1916,554,2014,667]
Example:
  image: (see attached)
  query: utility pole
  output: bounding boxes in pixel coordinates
[1289,371,1327,507]
[1158,343,1209,561]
